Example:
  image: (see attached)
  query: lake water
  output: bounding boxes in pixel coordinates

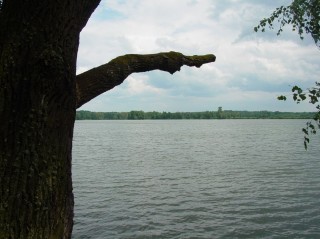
[71,120,320,239]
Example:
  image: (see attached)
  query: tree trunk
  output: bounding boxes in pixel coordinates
[0,1,99,238]
[0,1,215,238]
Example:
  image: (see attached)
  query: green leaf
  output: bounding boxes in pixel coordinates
[309,89,317,95]
[302,128,308,135]
[292,85,300,92]
[277,95,287,101]
[299,94,306,100]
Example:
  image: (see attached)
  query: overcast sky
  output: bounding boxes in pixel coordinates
[77,0,320,112]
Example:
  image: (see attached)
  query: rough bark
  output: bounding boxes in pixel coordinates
[76,52,216,108]
[0,1,215,238]
[0,0,100,238]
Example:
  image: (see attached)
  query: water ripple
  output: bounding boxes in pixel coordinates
[72,120,320,238]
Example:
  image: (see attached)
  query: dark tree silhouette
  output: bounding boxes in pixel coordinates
[0,1,215,238]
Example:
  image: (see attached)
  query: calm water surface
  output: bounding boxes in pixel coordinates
[72,120,320,239]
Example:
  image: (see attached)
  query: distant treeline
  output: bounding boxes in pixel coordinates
[76,110,315,120]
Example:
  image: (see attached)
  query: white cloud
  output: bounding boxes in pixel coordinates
[125,74,165,95]
[77,0,320,112]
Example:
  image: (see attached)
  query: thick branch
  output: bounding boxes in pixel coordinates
[76,51,216,108]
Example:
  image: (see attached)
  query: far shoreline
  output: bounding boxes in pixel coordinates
[76,110,315,120]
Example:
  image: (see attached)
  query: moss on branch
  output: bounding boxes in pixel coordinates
[76,51,216,108]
